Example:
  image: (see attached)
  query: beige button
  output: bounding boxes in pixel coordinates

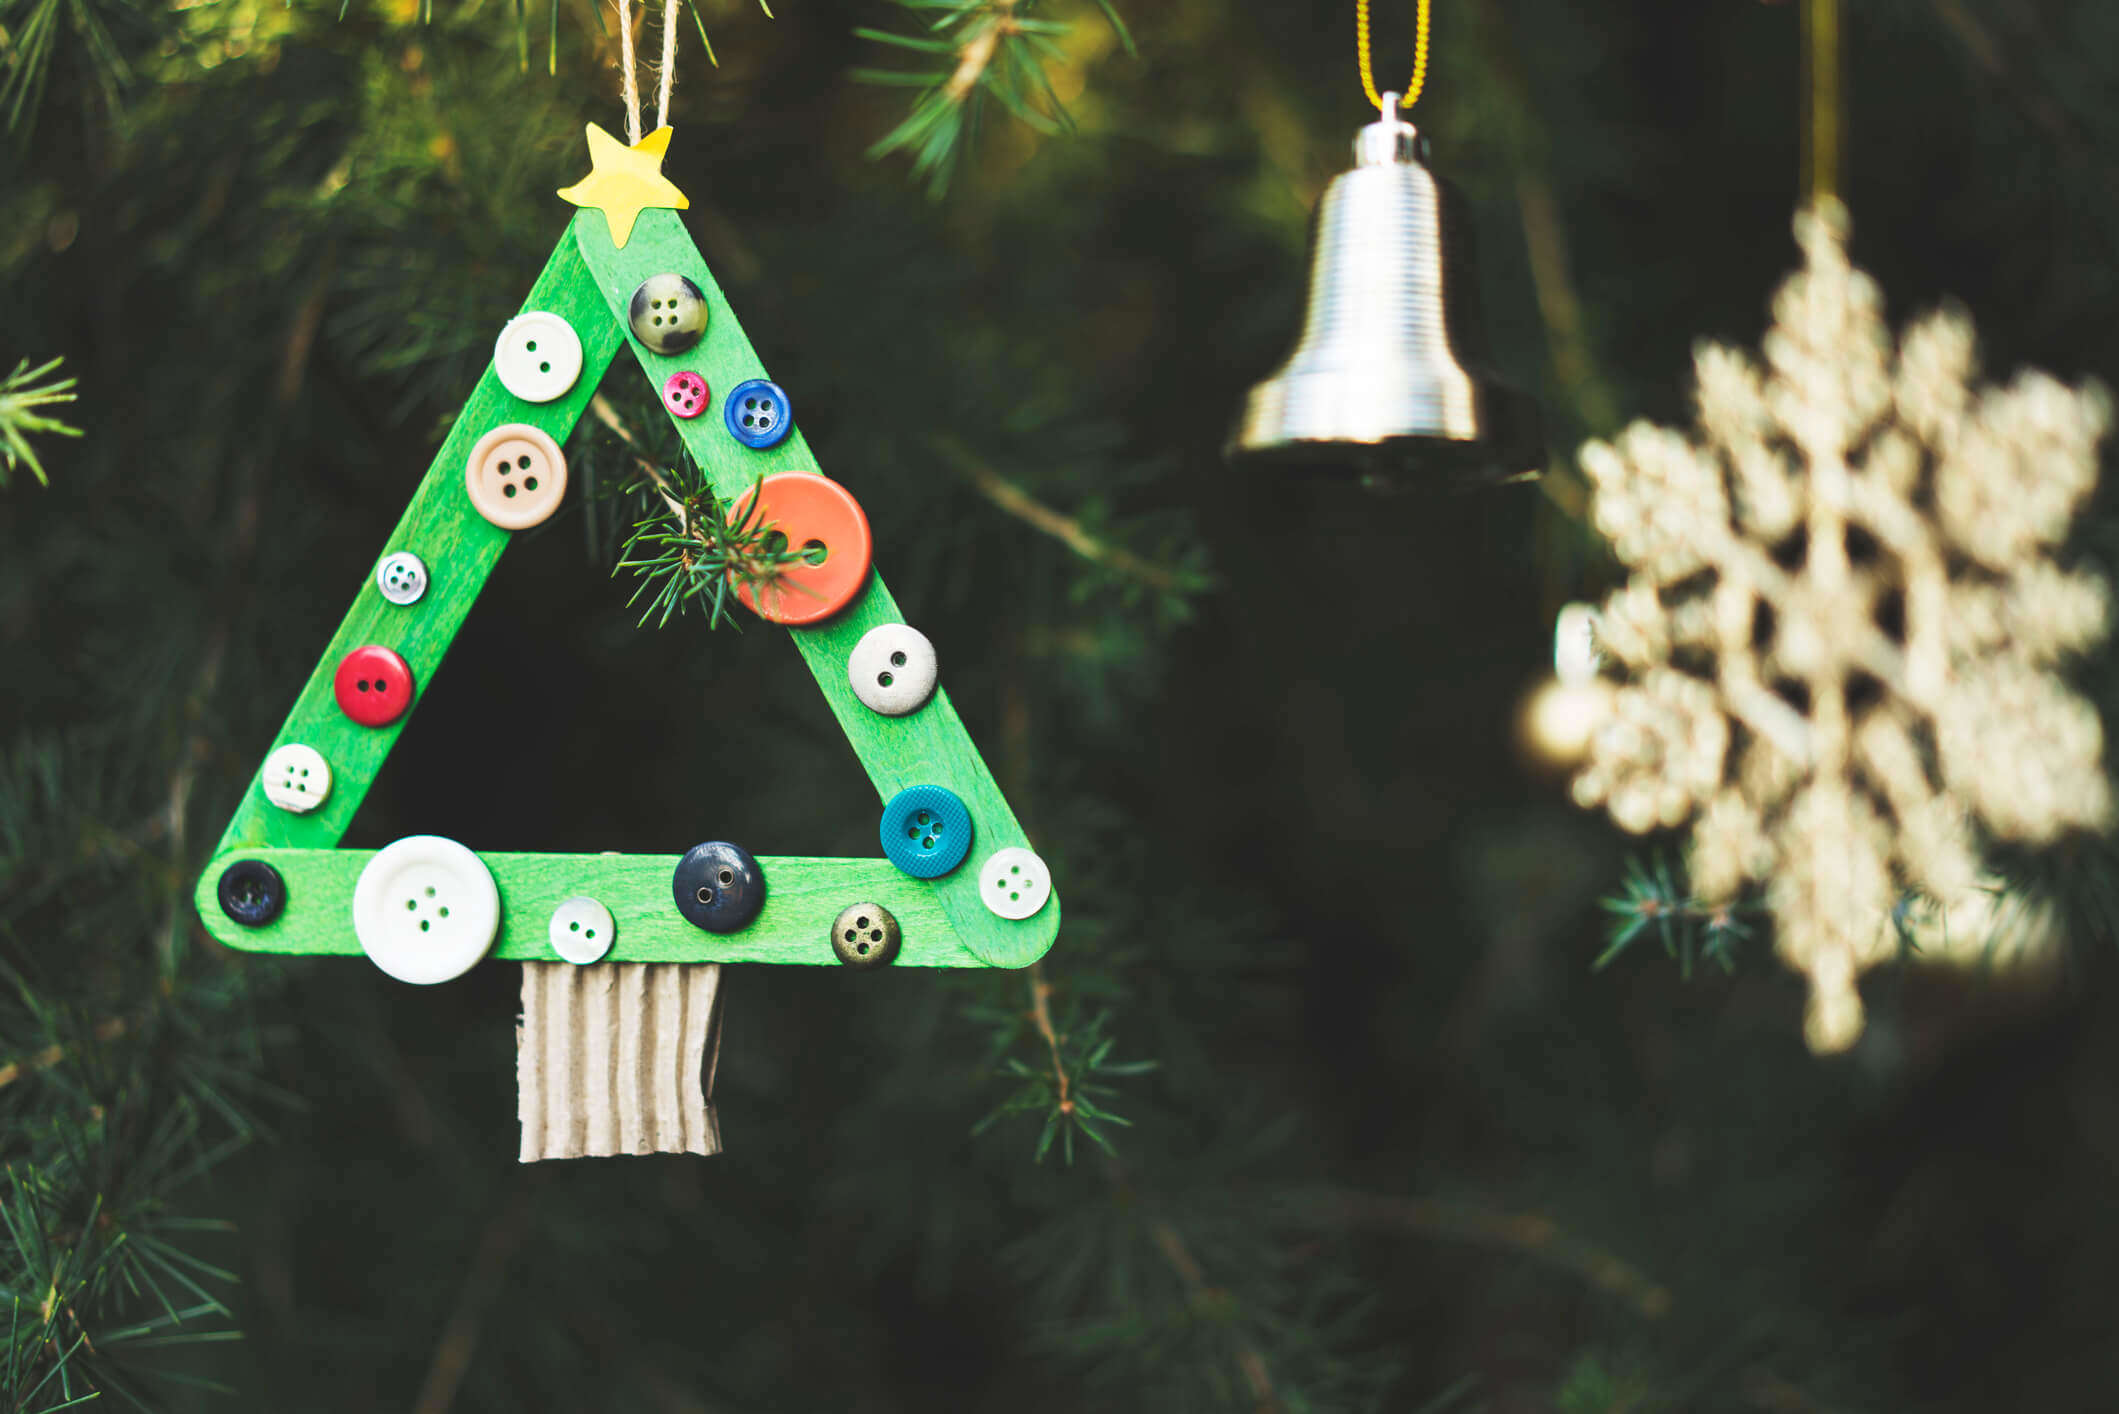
[465,423,568,530]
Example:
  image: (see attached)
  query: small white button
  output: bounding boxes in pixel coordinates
[261,743,332,814]
[492,311,583,404]
[847,624,938,716]
[548,895,615,965]
[352,836,501,984]
[978,846,1052,920]
[375,551,429,606]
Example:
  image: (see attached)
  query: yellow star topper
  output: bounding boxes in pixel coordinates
[558,123,690,250]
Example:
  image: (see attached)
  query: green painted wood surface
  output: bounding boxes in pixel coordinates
[571,209,1060,969]
[196,849,978,967]
[198,205,1058,974]
[211,236,622,855]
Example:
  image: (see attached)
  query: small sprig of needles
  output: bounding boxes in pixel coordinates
[613,456,813,630]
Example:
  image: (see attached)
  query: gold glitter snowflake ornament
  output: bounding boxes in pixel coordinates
[1573,201,2114,1053]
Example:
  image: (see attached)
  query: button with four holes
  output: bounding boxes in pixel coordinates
[727,472,873,625]
[334,645,415,727]
[879,785,971,878]
[352,835,501,984]
[549,895,616,965]
[724,378,792,449]
[261,743,332,814]
[848,624,938,716]
[628,274,708,355]
[492,311,584,403]
[465,423,568,530]
[672,841,766,933]
[663,370,709,420]
[831,902,901,968]
[217,858,287,927]
[375,551,429,606]
[978,846,1052,920]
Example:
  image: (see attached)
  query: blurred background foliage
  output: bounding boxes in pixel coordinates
[6,0,2119,1408]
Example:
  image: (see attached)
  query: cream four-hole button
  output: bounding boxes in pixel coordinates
[465,423,568,530]
[352,835,502,984]
[549,896,615,965]
[492,311,583,404]
[261,743,331,814]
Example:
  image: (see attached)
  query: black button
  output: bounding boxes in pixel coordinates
[830,902,900,968]
[672,841,765,933]
[217,858,287,927]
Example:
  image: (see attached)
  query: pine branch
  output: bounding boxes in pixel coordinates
[0,359,80,490]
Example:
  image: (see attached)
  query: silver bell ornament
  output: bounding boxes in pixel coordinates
[1227,95,1542,485]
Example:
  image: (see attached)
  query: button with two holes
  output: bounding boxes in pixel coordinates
[217,858,288,927]
[724,378,792,449]
[879,785,972,878]
[549,895,616,965]
[261,742,332,814]
[672,841,766,933]
[726,472,873,626]
[334,645,416,727]
[848,624,938,716]
[492,310,584,403]
[352,835,501,984]
[830,902,900,968]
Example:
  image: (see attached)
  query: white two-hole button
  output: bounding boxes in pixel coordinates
[376,551,429,606]
[492,311,583,404]
[352,835,501,984]
[848,624,939,716]
[548,895,615,965]
[261,742,332,814]
[978,846,1052,921]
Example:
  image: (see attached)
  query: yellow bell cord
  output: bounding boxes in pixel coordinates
[1357,0,1432,112]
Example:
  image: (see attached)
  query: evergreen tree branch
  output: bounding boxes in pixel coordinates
[935,435,1207,596]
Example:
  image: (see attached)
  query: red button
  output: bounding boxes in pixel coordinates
[663,371,709,420]
[334,645,416,727]
[728,472,874,626]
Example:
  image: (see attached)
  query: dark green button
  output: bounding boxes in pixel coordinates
[830,902,900,968]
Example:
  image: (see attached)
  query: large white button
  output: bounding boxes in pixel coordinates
[352,836,501,984]
[492,311,583,404]
[978,846,1052,920]
[375,551,429,606]
[261,743,331,814]
[548,895,615,965]
[847,624,938,716]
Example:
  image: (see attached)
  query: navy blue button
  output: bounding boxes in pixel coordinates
[217,858,287,927]
[673,841,766,933]
[879,786,972,878]
[724,379,792,449]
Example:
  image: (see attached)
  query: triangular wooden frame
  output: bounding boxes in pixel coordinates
[191,208,1058,973]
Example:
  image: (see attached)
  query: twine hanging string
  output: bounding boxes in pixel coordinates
[1356,0,1432,112]
[612,0,679,144]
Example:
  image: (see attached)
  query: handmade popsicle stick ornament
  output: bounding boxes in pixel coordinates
[193,125,1060,1161]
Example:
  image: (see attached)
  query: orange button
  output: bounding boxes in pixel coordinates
[728,472,873,625]
[465,423,568,530]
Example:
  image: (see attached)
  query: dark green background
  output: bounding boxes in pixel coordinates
[7,1,2119,1408]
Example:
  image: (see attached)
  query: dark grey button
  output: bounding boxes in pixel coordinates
[628,274,708,355]
[217,858,287,927]
[672,841,764,933]
[830,902,900,968]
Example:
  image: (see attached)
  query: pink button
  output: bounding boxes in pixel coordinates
[334,645,416,727]
[663,371,709,420]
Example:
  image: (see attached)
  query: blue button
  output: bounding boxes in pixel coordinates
[672,841,767,933]
[724,378,792,449]
[879,785,972,878]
